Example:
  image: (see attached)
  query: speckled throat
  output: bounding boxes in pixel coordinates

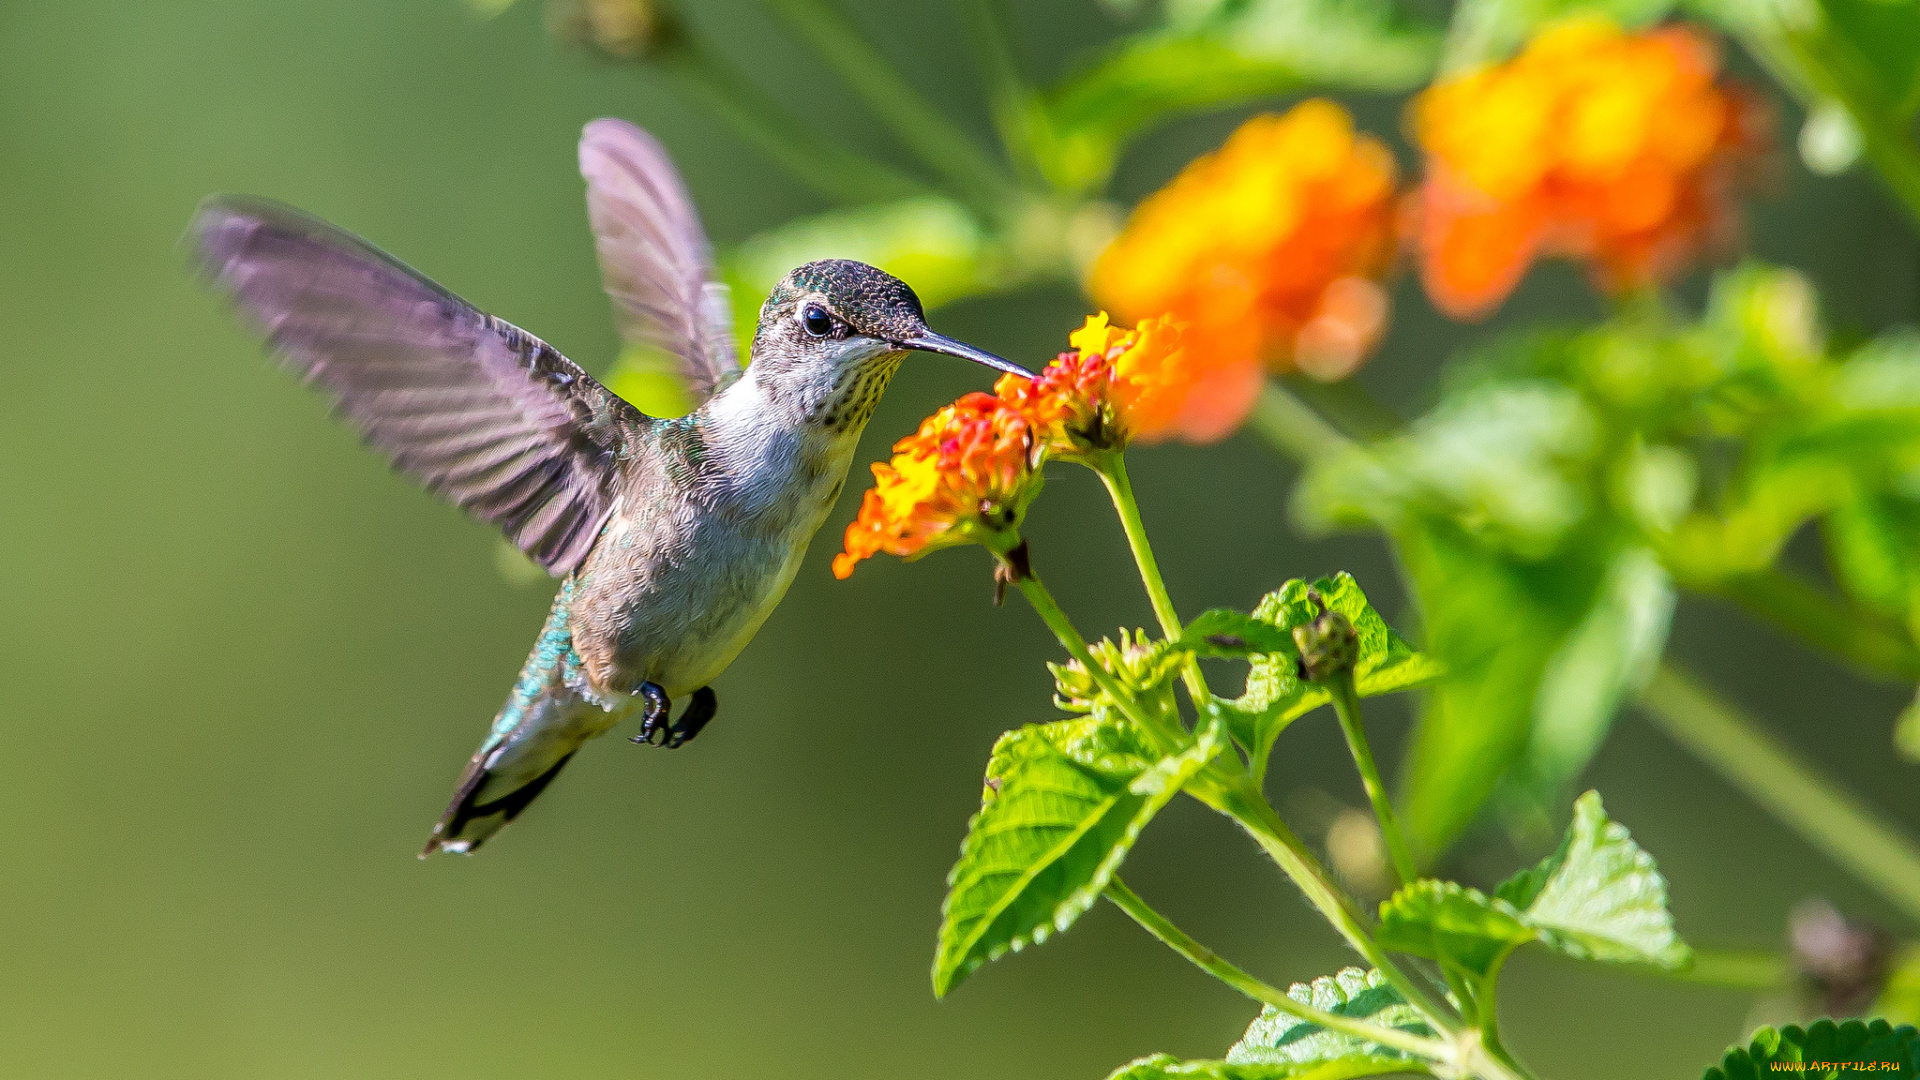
[809,352,906,434]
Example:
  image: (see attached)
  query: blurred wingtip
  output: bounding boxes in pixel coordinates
[579,117,669,175]
[185,194,298,278]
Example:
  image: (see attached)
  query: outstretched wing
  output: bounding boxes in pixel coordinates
[579,118,742,406]
[192,196,644,577]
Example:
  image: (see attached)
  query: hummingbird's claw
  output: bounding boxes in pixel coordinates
[661,687,717,749]
[628,683,716,748]
[630,681,671,745]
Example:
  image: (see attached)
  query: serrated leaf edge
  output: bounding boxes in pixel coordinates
[1377,792,1689,985]
[1376,878,1536,983]
[932,720,1223,995]
[1704,1017,1920,1079]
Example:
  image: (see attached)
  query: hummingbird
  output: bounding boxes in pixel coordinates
[192,118,1030,856]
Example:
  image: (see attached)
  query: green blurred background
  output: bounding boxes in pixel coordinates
[1,2,1916,1077]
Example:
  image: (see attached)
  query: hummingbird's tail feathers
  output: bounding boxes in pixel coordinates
[422,588,622,856]
[423,740,578,857]
[422,683,616,856]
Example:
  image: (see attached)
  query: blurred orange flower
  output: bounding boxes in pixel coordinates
[1411,18,1770,319]
[1090,99,1400,430]
[994,313,1205,453]
[832,393,1039,579]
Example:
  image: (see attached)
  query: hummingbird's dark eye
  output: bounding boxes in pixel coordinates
[801,304,834,339]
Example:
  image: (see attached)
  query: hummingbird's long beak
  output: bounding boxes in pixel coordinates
[897,331,1035,380]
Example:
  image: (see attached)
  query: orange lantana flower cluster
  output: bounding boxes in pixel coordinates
[1090,99,1400,435]
[1411,18,1770,319]
[830,392,1039,579]
[994,313,1200,454]
[835,314,1194,575]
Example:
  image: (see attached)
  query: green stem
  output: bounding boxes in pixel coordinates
[1473,1032,1541,1080]
[1327,671,1418,887]
[1012,570,1184,753]
[954,0,1041,187]
[759,0,1017,210]
[1699,569,1920,682]
[1638,661,1920,928]
[1617,948,1786,991]
[1250,381,1356,463]
[1094,453,1211,704]
[1281,375,1402,442]
[1104,876,1453,1064]
[1207,780,1460,1035]
[1736,22,1920,229]
[655,37,925,205]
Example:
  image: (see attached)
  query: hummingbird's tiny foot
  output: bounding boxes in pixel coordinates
[662,686,717,749]
[629,681,671,745]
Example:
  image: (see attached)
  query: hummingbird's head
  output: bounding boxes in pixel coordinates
[751,259,1031,433]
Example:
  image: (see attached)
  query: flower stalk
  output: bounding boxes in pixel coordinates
[1249,381,1354,463]
[1011,570,1186,755]
[757,0,1016,211]
[654,36,925,205]
[1206,778,1460,1035]
[1328,670,1418,887]
[1104,876,1454,1064]
[1699,569,1920,682]
[1637,661,1920,928]
[1093,451,1212,705]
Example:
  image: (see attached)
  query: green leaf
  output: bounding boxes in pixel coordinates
[1494,791,1689,968]
[1227,968,1434,1067]
[1825,494,1919,619]
[1806,333,1920,631]
[1179,609,1300,659]
[1033,0,1439,192]
[603,342,697,419]
[1818,0,1920,121]
[1301,382,1605,557]
[1505,546,1673,821]
[932,715,1222,996]
[1703,1018,1920,1079]
[1103,1054,1417,1079]
[724,197,992,346]
[1377,881,1536,982]
[1874,945,1920,1026]
[1213,573,1440,776]
[1378,792,1685,1019]
[1390,522,1613,857]
[1298,358,1687,857]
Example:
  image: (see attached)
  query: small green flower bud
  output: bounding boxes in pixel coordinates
[1049,659,1100,713]
[1293,608,1358,684]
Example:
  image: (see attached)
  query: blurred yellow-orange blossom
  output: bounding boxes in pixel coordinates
[1091,100,1399,438]
[1411,18,1770,318]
